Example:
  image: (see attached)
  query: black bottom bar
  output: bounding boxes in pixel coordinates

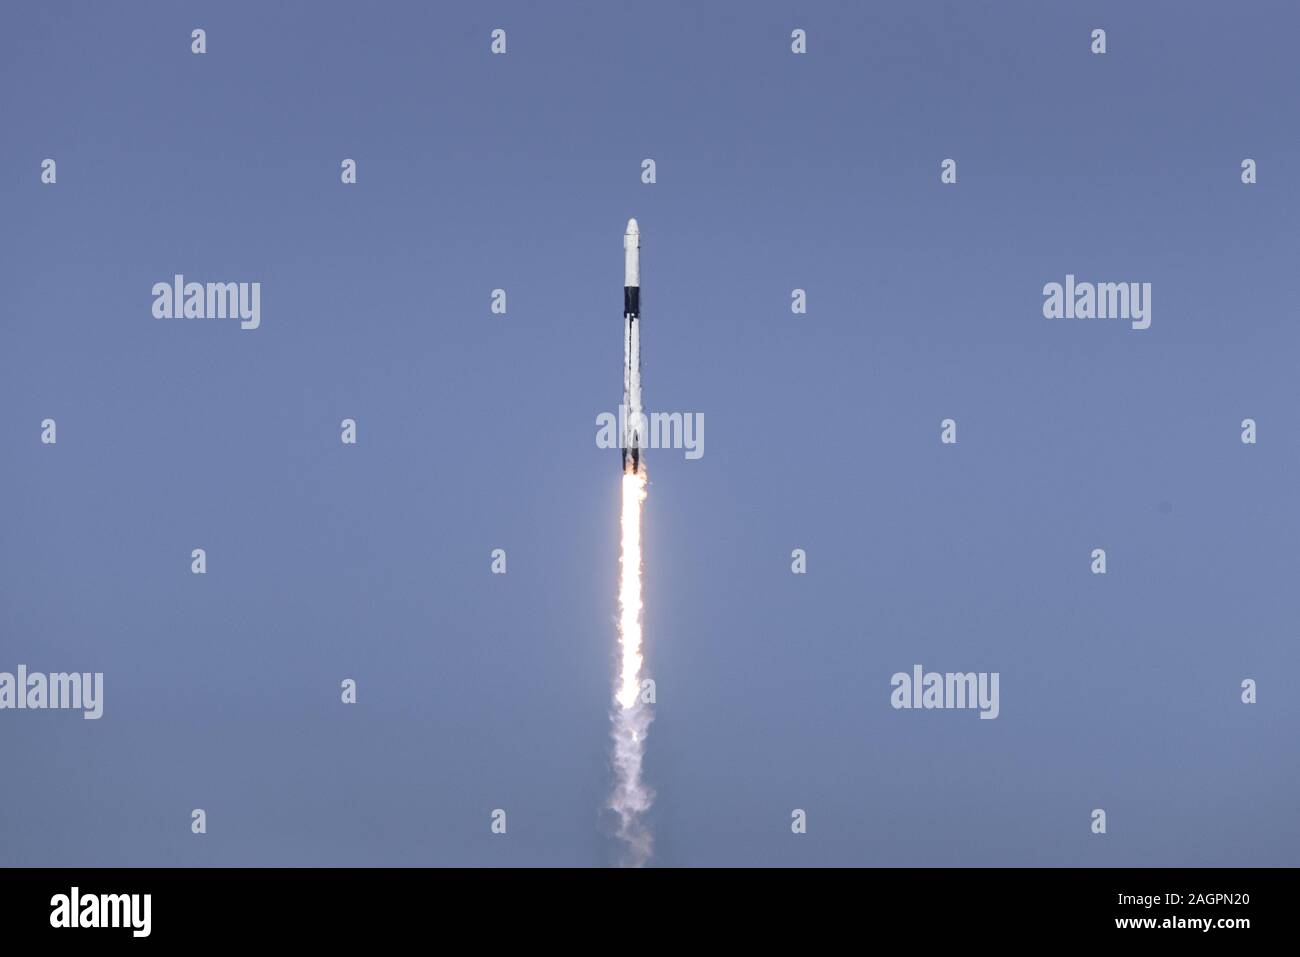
[0,867,1285,943]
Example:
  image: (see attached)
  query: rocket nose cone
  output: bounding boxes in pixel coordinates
[625,218,639,235]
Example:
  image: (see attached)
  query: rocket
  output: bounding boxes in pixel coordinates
[623,218,643,474]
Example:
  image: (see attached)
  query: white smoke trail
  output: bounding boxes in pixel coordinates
[609,467,653,866]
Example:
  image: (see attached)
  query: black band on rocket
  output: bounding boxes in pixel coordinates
[624,287,639,317]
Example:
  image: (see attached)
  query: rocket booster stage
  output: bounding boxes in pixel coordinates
[623,218,642,474]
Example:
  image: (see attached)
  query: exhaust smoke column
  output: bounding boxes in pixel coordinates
[610,218,653,865]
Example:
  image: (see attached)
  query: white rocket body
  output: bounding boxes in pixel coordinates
[623,218,643,473]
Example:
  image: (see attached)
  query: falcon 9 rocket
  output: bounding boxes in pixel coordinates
[623,218,643,474]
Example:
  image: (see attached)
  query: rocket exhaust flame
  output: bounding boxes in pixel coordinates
[616,468,647,712]
[610,467,652,865]
[608,218,653,865]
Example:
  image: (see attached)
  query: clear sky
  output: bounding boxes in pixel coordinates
[1,0,1297,866]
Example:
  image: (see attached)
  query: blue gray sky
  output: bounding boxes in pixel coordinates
[1,1,1297,866]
